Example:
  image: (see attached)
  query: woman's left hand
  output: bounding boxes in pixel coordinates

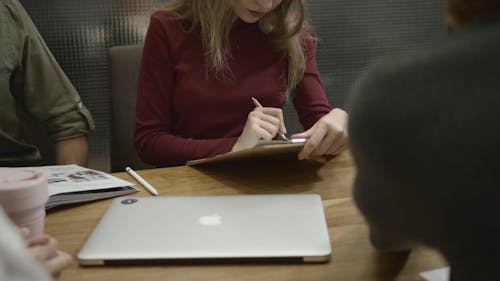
[291,108,348,160]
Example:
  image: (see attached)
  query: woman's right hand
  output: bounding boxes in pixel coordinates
[231,107,287,152]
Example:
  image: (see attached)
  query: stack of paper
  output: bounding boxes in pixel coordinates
[42,165,138,210]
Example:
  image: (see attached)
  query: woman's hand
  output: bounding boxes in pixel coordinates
[232,107,287,152]
[21,229,73,278]
[291,108,348,160]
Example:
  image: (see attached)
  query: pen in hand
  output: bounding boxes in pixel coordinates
[251,97,290,142]
[125,167,158,196]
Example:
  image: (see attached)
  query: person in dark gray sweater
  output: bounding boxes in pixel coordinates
[348,0,500,280]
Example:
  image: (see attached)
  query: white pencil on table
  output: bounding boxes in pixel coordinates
[125,167,158,196]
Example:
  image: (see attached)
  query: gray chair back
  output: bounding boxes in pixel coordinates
[109,45,153,172]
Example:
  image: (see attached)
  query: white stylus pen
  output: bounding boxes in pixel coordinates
[125,167,158,196]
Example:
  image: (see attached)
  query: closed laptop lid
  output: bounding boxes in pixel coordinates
[77,194,331,265]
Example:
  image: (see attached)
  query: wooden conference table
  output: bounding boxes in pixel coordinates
[45,152,447,281]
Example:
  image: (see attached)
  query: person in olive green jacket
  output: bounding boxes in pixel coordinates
[0,0,94,167]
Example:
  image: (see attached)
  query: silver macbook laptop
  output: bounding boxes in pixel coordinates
[78,194,331,265]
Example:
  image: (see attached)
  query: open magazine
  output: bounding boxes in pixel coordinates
[42,165,138,210]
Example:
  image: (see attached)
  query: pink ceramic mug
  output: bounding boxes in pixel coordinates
[0,168,49,238]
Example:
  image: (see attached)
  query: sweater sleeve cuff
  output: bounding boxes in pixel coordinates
[45,100,95,140]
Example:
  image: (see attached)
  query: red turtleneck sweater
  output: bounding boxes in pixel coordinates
[135,12,332,167]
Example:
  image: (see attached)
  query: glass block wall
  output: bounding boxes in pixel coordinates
[20,0,444,171]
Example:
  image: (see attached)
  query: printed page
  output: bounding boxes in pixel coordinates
[41,164,136,196]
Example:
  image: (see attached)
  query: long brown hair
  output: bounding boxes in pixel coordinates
[161,0,308,96]
[446,0,500,28]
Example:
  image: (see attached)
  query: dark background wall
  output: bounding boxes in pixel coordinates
[20,0,444,171]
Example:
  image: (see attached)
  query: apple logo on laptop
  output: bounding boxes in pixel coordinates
[198,213,222,226]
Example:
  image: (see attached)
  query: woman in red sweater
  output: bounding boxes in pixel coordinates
[135,0,348,167]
